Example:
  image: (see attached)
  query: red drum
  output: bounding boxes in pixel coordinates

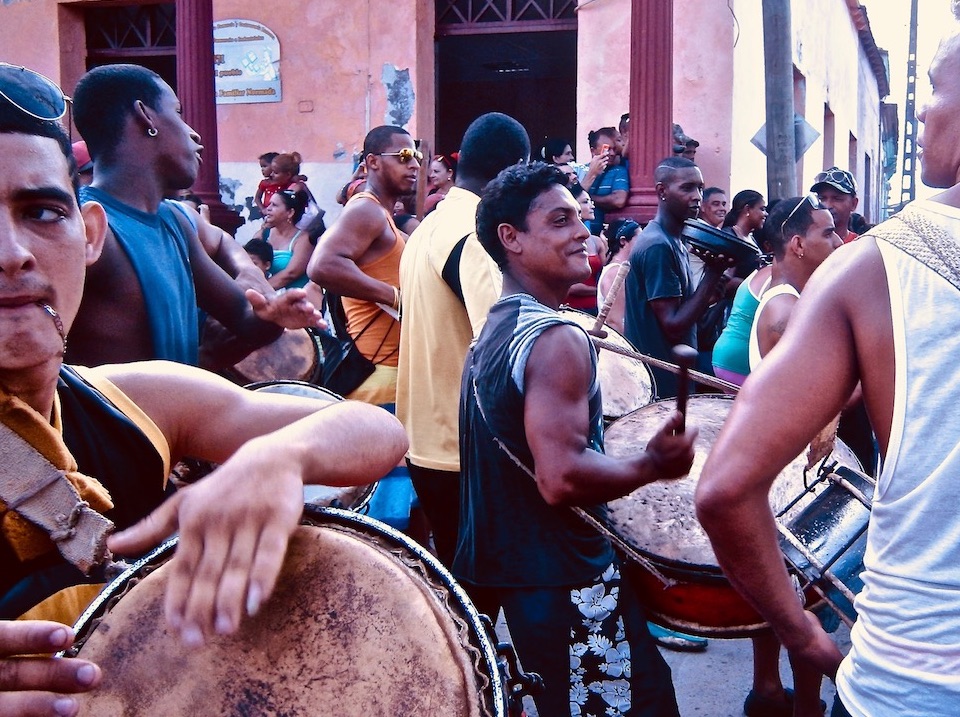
[227,328,322,385]
[559,308,656,421]
[598,394,862,637]
[66,507,510,716]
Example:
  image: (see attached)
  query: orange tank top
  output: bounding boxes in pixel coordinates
[341,192,405,366]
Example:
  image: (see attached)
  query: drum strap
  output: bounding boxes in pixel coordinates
[883,204,960,294]
[0,390,115,575]
[470,378,675,588]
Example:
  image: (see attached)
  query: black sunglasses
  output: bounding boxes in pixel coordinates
[0,63,69,121]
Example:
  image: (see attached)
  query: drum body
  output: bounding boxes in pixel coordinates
[559,308,656,420]
[778,465,873,626]
[227,328,322,385]
[67,507,506,716]
[249,380,376,513]
[600,395,863,637]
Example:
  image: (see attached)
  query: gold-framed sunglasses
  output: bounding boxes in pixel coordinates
[780,192,821,238]
[0,63,69,121]
[378,148,423,164]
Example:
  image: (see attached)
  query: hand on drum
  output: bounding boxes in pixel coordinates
[246,287,326,331]
[0,620,101,717]
[644,409,698,481]
[107,439,305,648]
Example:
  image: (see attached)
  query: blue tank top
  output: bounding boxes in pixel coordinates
[263,228,308,289]
[80,187,199,365]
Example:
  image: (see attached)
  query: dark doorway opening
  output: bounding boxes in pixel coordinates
[435,30,577,156]
[84,3,177,92]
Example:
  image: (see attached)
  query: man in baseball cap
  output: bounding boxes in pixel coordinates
[811,167,859,243]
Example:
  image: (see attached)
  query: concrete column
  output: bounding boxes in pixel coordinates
[616,0,674,223]
[176,0,243,233]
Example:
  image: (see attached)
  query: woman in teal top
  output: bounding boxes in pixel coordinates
[712,265,771,386]
[260,189,311,289]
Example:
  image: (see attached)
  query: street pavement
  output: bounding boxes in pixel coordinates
[501,617,851,716]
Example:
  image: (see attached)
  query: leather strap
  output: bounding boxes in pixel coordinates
[0,422,113,575]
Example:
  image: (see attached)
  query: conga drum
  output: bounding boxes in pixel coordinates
[66,507,510,716]
[249,380,376,513]
[596,394,863,637]
[559,308,656,421]
[226,328,323,386]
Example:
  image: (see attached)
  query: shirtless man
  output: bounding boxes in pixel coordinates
[0,69,407,716]
[68,64,319,367]
[696,26,960,717]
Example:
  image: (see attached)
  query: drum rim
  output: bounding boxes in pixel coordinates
[63,507,506,717]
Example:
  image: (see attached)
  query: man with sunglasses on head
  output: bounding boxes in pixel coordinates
[697,24,960,717]
[810,167,859,245]
[0,65,408,717]
[66,64,321,369]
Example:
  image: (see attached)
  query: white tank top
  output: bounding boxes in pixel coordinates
[836,200,960,715]
[747,283,799,370]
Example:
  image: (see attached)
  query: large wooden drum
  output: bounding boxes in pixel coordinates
[66,508,509,716]
[597,394,862,637]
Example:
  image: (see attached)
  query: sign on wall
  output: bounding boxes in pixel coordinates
[213,19,281,105]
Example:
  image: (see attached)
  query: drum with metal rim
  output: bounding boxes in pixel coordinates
[559,308,656,421]
[65,507,510,716]
[597,394,863,637]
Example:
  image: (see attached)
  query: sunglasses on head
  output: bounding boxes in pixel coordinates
[379,148,423,164]
[0,63,69,121]
[780,192,821,238]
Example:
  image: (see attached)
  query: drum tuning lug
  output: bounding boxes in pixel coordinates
[494,638,544,713]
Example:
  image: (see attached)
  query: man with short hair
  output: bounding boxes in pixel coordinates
[584,126,629,235]
[811,167,860,243]
[458,161,697,716]
[0,67,407,716]
[69,64,317,368]
[309,125,416,405]
[623,157,730,397]
[309,125,421,535]
[697,27,960,716]
[700,187,727,228]
[396,113,529,566]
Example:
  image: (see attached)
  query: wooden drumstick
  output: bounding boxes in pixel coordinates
[588,261,631,338]
[672,344,698,432]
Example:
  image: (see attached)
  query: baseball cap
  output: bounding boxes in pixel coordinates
[811,167,856,196]
[72,140,93,173]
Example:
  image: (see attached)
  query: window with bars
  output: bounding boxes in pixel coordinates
[85,3,176,57]
[437,0,577,33]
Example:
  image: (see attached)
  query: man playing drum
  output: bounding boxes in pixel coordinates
[456,161,698,716]
[0,69,408,717]
[696,24,960,717]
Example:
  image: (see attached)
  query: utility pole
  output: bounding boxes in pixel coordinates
[761,0,797,201]
[898,0,920,210]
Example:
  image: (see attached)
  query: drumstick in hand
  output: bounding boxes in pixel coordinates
[589,262,631,338]
[672,344,698,432]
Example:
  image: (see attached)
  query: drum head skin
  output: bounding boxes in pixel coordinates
[560,309,656,420]
[601,395,862,636]
[71,511,502,716]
